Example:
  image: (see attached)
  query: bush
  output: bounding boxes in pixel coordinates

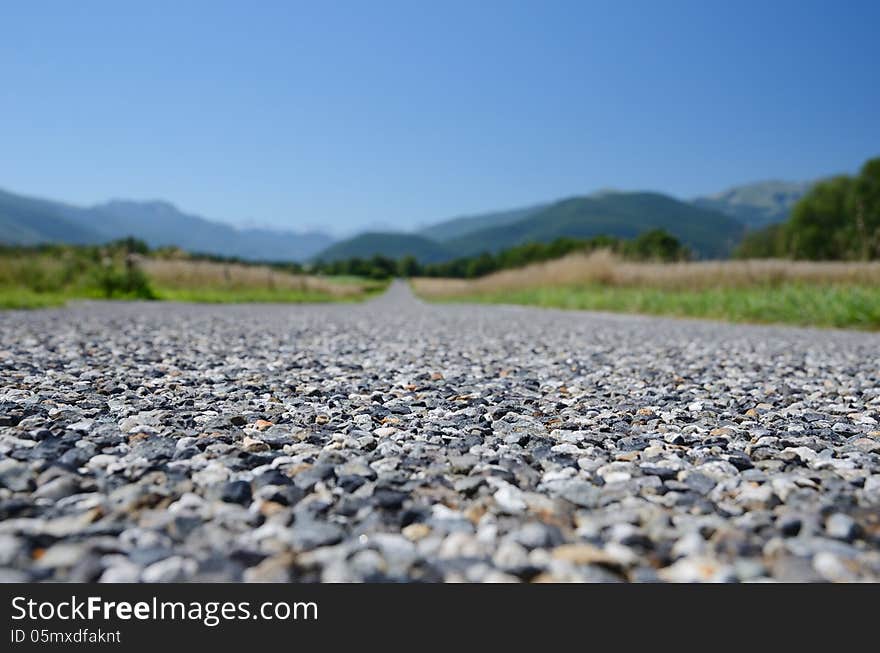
[90,261,155,299]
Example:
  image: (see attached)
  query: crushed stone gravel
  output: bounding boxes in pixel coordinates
[1,281,878,582]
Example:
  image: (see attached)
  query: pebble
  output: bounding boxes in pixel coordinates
[825,513,859,542]
[288,520,344,550]
[812,552,860,582]
[0,534,25,566]
[0,460,35,492]
[142,556,197,582]
[219,480,252,505]
[242,435,269,453]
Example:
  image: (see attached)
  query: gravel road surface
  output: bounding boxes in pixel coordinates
[1,281,879,582]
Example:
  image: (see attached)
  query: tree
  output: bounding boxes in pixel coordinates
[852,157,880,259]
[367,255,396,279]
[465,252,496,278]
[623,229,689,261]
[109,236,150,255]
[734,224,785,259]
[785,175,855,259]
[397,255,421,278]
[734,156,880,261]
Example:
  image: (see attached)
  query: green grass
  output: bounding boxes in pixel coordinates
[0,285,385,309]
[0,286,161,309]
[431,283,880,329]
[0,243,391,309]
[153,284,384,304]
[0,288,71,309]
[0,279,389,309]
[322,274,382,286]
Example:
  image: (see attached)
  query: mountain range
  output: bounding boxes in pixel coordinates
[417,203,550,242]
[439,191,745,259]
[0,179,811,262]
[0,189,333,261]
[317,182,811,262]
[316,232,455,264]
[691,180,813,229]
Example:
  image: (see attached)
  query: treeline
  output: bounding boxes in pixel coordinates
[312,229,690,279]
[736,156,880,260]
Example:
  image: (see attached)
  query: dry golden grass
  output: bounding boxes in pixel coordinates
[412,250,880,297]
[140,259,364,297]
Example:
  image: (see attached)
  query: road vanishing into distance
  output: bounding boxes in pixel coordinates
[1,281,878,582]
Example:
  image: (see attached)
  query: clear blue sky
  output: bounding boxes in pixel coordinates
[1,0,877,234]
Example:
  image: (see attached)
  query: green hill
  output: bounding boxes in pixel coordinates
[443,191,745,259]
[319,191,747,262]
[314,232,453,263]
[418,203,549,241]
[692,180,812,228]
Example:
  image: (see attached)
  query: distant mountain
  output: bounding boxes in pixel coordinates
[314,232,453,263]
[692,180,812,229]
[0,188,334,261]
[417,203,549,242]
[89,200,334,261]
[444,191,745,259]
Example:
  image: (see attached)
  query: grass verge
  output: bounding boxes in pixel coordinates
[153,282,387,304]
[422,283,880,329]
[1,243,393,310]
[0,289,71,309]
